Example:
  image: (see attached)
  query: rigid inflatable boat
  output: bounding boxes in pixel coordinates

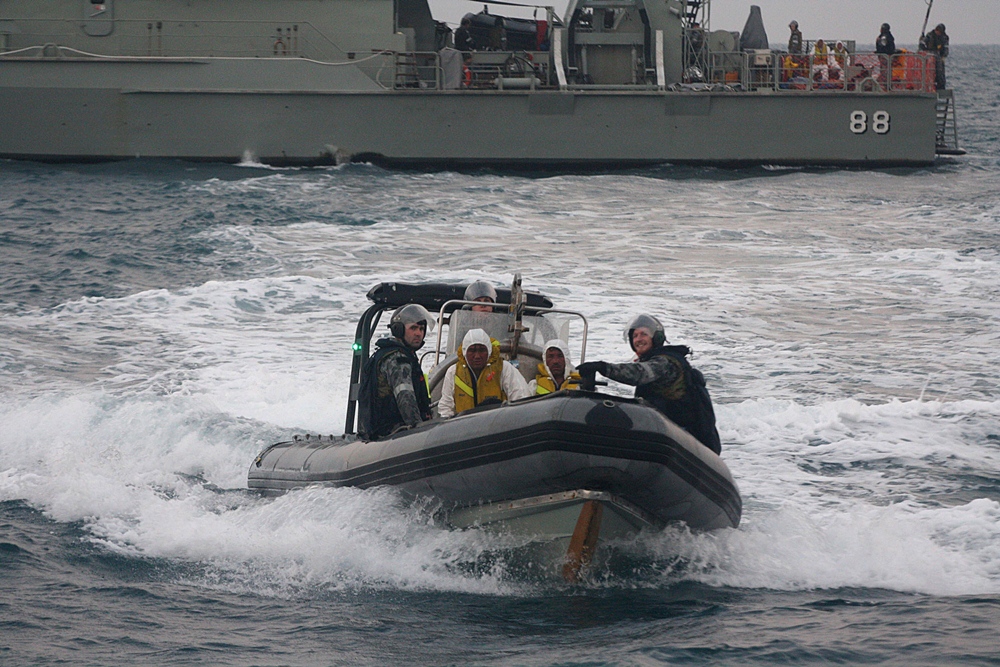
[248,278,740,578]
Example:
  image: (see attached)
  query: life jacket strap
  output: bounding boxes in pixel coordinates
[454,376,475,397]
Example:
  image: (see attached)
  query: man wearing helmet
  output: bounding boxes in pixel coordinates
[357,303,434,440]
[875,23,895,55]
[577,315,722,454]
[464,280,498,313]
[527,339,581,395]
[921,23,949,90]
[438,328,530,418]
[787,20,802,55]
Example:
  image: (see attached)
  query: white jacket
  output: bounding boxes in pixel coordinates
[438,359,530,418]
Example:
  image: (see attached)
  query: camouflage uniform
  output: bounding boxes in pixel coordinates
[358,337,431,440]
[584,345,722,454]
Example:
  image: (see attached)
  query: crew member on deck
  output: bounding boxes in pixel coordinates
[922,23,949,90]
[788,20,803,54]
[454,16,475,53]
[875,23,896,55]
[357,304,434,440]
[438,328,530,418]
[576,314,722,454]
[528,339,581,395]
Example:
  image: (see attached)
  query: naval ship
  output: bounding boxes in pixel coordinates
[0,0,961,167]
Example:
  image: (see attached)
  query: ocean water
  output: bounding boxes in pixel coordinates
[2,45,999,665]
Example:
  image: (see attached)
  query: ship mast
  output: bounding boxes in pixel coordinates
[685,0,710,29]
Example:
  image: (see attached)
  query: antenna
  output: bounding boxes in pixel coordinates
[919,0,934,45]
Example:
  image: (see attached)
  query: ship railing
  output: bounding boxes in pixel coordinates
[0,18,352,62]
[467,52,552,89]
[382,50,554,91]
[388,51,442,90]
[699,50,938,93]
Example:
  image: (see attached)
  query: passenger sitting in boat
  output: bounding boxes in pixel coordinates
[528,339,581,395]
[811,39,832,82]
[833,41,849,68]
[438,328,530,418]
[357,304,434,440]
[812,38,829,60]
[464,279,499,312]
[576,315,722,454]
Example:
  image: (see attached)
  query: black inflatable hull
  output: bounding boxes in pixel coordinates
[249,391,741,532]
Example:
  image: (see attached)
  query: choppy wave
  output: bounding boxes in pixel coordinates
[3,356,998,598]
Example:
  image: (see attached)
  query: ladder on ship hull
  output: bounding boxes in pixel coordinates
[935,89,966,156]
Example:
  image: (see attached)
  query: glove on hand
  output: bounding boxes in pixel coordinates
[576,361,608,377]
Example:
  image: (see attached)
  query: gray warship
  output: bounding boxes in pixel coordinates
[0,0,961,167]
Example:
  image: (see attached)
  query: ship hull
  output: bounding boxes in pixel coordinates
[1,59,938,167]
[249,392,742,533]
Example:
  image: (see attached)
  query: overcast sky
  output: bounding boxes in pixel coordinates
[429,0,999,45]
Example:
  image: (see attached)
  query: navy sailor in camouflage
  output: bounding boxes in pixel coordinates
[577,314,722,454]
[357,303,434,440]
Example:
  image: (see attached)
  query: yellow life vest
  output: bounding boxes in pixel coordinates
[533,363,582,395]
[454,338,506,414]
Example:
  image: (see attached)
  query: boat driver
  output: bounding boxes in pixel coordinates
[438,328,530,418]
[576,315,722,453]
[527,339,582,395]
[357,303,434,440]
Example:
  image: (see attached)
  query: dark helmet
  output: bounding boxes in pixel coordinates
[789,20,798,29]
[935,23,945,31]
[464,280,497,303]
[881,23,890,32]
[624,314,667,351]
[389,303,434,342]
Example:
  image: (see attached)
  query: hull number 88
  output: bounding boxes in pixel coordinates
[850,110,890,135]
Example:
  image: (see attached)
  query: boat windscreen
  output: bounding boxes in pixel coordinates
[445,310,565,356]
[366,282,553,311]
